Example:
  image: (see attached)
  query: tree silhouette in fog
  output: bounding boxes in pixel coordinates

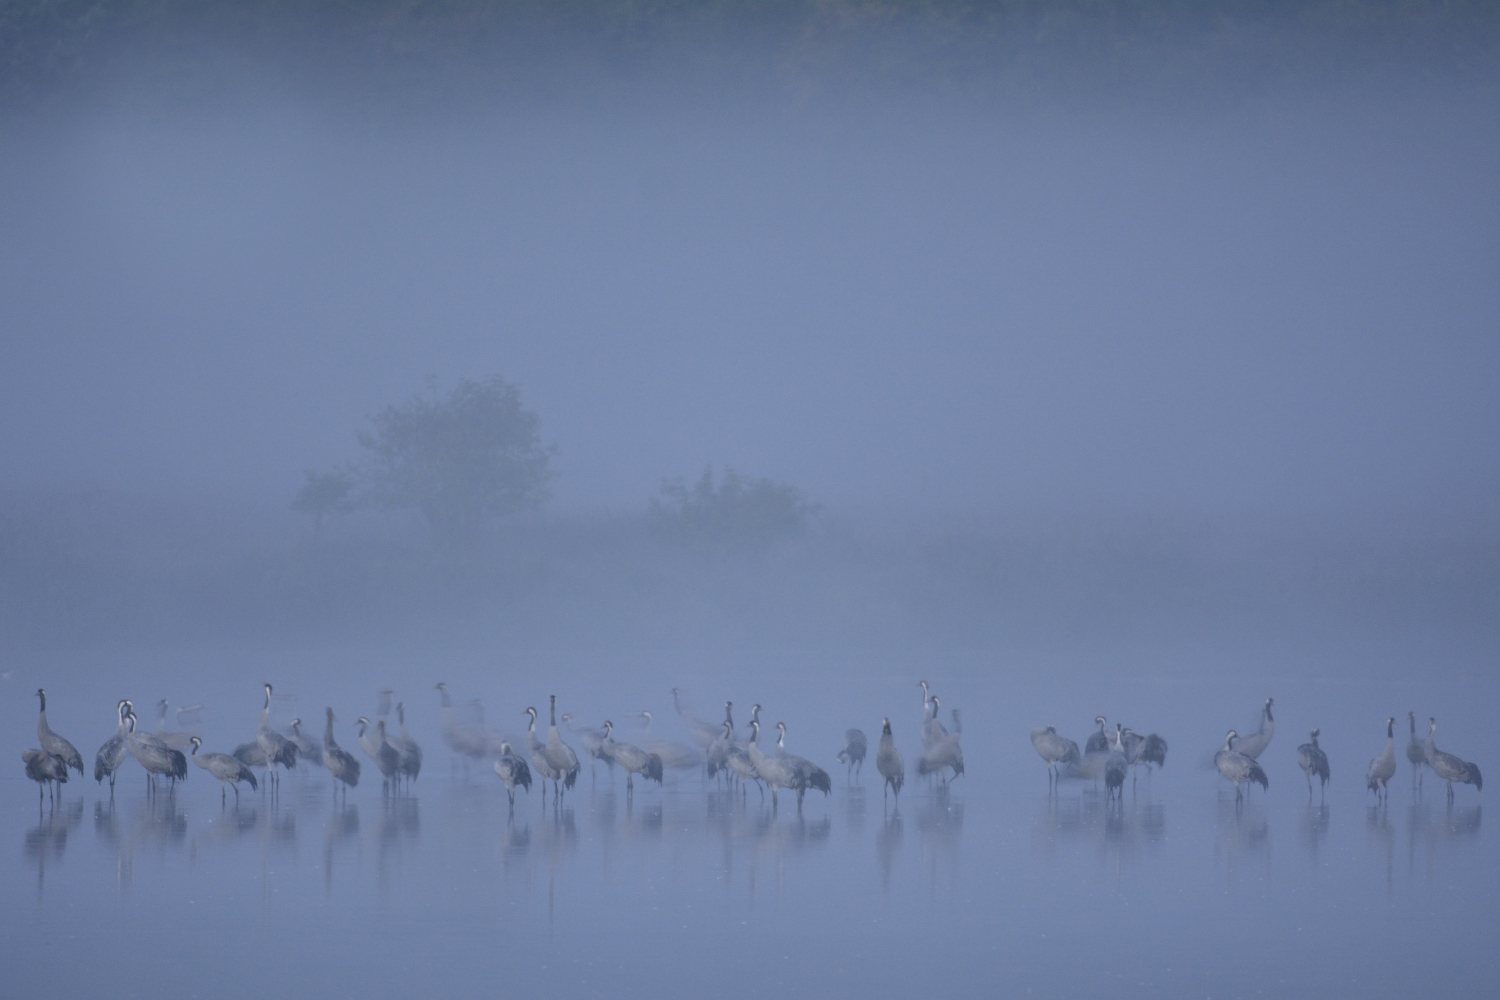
[651,468,815,550]
[291,469,356,535]
[358,377,555,541]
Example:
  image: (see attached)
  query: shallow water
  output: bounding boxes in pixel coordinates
[5,706,1493,1000]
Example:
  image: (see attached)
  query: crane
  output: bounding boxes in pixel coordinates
[1230,699,1275,760]
[1120,727,1168,786]
[1296,729,1330,799]
[1085,716,1109,754]
[153,700,195,753]
[561,712,611,784]
[493,741,532,807]
[35,689,84,779]
[1405,712,1427,789]
[600,720,663,795]
[544,696,581,799]
[838,729,868,782]
[746,720,795,810]
[390,703,423,790]
[774,722,831,808]
[724,721,762,797]
[257,684,299,791]
[917,725,964,785]
[1103,725,1128,802]
[1030,726,1080,793]
[635,711,702,773]
[1214,730,1268,803]
[1366,717,1396,805]
[189,737,258,804]
[124,710,187,794]
[23,749,69,806]
[522,706,557,801]
[94,700,130,793]
[434,683,486,771]
[322,707,361,798]
[876,718,905,804]
[286,719,324,769]
[356,716,402,796]
[1425,718,1483,801]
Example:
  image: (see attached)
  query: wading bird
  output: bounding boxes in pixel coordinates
[154,700,195,753]
[190,737,258,804]
[257,684,299,791]
[1215,730,1268,803]
[356,716,401,796]
[837,729,867,781]
[775,722,831,808]
[1297,729,1330,798]
[724,721,762,796]
[390,703,423,789]
[544,696,581,799]
[1405,711,1427,789]
[1104,726,1128,802]
[1231,699,1275,760]
[286,718,324,769]
[635,711,702,773]
[918,727,964,785]
[877,718,905,804]
[1366,717,1396,804]
[1031,725,1080,793]
[494,741,532,807]
[562,713,611,783]
[522,706,556,799]
[23,749,68,806]
[1120,727,1168,785]
[94,700,131,792]
[434,683,486,770]
[35,689,84,779]
[1425,718,1482,801]
[322,707,361,798]
[125,710,187,793]
[746,720,794,809]
[1085,716,1109,754]
[600,720,663,795]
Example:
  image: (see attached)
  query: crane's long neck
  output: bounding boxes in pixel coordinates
[776,728,785,750]
[325,710,337,747]
[1408,713,1416,735]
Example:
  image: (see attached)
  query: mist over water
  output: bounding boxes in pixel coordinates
[3,3,1498,999]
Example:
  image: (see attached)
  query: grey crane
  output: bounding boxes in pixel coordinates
[356,716,402,796]
[322,707,361,798]
[390,703,423,789]
[233,741,267,770]
[876,718,905,804]
[125,710,188,793]
[724,721,763,797]
[1231,699,1275,761]
[600,720,664,794]
[286,719,324,769]
[746,720,795,809]
[257,683,299,791]
[1031,726,1080,792]
[837,729,868,781]
[35,689,84,779]
[1296,729,1330,798]
[635,711,703,773]
[1103,725,1128,802]
[561,712,611,783]
[94,700,131,792]
[917,725,964,785]
[1119,727,1168,785]
[774,721,831,808]
[434,683,487,770]
[1425,718,1482,801]
[189,736,258,804]
[705,709,734,782]
[153,700,195,753]
[1085,716,1109,754]
[918,682,948,748]
[522,707,557,800]
[1405,711,1426,789]
[493,741,532,807]
[23,749,69,806]
[1214,730,1268,802]
[1366,717,1396,804]
[544,695,581,798]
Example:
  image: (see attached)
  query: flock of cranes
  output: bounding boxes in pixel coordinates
[20,682,1485,813]
[1031,696,1483,807]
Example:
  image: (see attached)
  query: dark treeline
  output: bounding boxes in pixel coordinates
[3,0,1498,116]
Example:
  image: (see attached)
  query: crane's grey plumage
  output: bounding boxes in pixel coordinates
[1031,725,1080,792]
[1297,729,1330,798]
[918,683,949,749]
[917,725,964,784]
[774,722,831,808]
[876,718,904,803]
[154,700,195,753]
[257,683,299,790]
[1215,730,1269,802]
[1103,725,1128,802]
[746,720,795,809]
[837,728,868,780]
[1425,718,1482,801]
[322,707,360,796]
[435,683,487,768]
[190,736,258,803]
[23,749,69,805]
[544,696,581,798]
[390,702,423,788]
[35,689,84,779]
[286,718,324,769]
[1367,717,1396,804]
[1231,699,1275,760]
[600,720,663,793]
[562,713,612,782]
[1120,727,1168,784]
[723,721,762,796]
[1405,711,1426,789]
[233,741,267,769]
[357,717,402,796]
[1085,716,1109,755]
[125,711,187,792]
[493,741,532,806]
[635,711,702,772]
[522,707,557,799]
[706,710,734,782]
[95,700,130,791]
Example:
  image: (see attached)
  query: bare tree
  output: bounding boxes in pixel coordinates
[291,470,356,535]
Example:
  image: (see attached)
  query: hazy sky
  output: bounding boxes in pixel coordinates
[2,72,1496,531]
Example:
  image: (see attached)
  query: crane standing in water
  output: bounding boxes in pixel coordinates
[35,689,84,780]
[356,716,401,796]
[323,707,361,799]
[256,684,299,792]
[1425,718,1483,801]
[1405,712,1427,790]
[23,749,69,806]
[837,729,868,782]
[189,737,258,804]
[125,710,187,795]
[494,741,532,808]
[877,718,905,805]
[1296,729,1331,799]
[1366,717,1396,805]
[543,695,581,800]
[1031,725,1080,793]
[94,700,131,793]
[1231,699,1275,760]
[1214,730,1268,804]
[600,720,663,796]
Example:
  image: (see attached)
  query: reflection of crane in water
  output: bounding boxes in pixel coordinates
[1424,718,1482,801]
[1366,717,1396,804]
[1297,729,1330,799]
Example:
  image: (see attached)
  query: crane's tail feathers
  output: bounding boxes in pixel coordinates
[1142,734,1168,767]
[1465,762,1482,789]
[1250,762,1269,790]
[646,754,664,783]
